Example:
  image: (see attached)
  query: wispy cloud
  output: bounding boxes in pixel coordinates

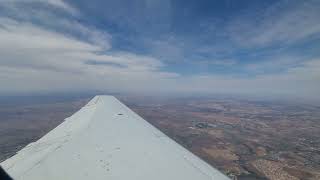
[0,0,319,100]
[0,1,178,94]
[227,0,320,47]
[1,0,78,14]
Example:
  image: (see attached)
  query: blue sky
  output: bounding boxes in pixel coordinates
[0,0,319,99]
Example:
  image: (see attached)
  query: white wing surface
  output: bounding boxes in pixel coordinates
[1,95,229,180]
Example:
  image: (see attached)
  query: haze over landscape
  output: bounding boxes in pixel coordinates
[1,0,320,180]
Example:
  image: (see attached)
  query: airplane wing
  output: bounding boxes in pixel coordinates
[1,95,229,180]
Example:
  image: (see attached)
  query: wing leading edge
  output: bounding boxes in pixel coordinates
[1,95,229,180]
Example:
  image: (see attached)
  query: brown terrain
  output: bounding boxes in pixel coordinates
[121,96,320,180]
[1,95,320,180]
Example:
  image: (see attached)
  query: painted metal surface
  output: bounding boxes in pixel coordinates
[1,96,229,180]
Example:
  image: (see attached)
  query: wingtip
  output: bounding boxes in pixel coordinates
[94,95,115,98]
